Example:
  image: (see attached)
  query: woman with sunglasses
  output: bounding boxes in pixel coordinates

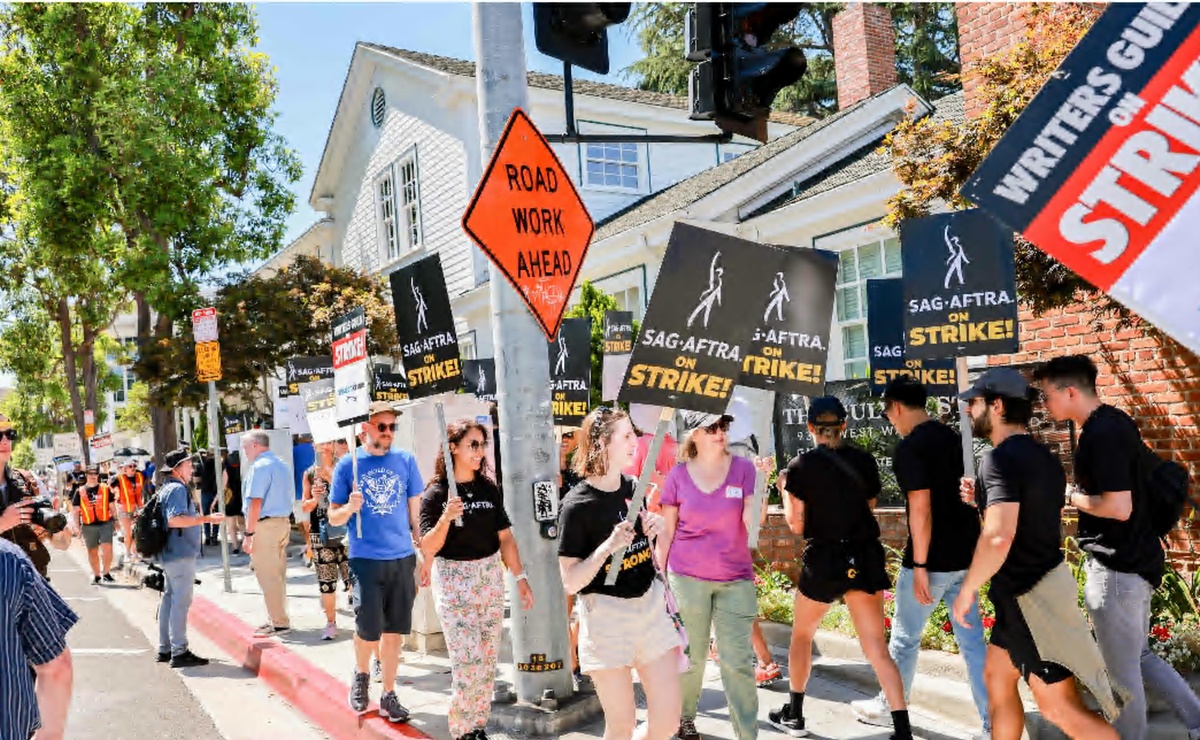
[302,439,355,641]
[558,406,680,740]
[657,411,772,740]
[419,419,533,740]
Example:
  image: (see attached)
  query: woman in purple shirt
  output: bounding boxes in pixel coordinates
[657,410,772,740]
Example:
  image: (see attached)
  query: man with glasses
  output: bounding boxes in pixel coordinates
[0,414,72,581]
[329,401,425,723]
[111,459,152,565]
[241,430,296,638]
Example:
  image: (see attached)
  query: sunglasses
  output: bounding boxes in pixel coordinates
[460,439,489,451]
[335,439,350,445]
[373,422,398,433]
[0,429,18,441]
[704,419,730,434]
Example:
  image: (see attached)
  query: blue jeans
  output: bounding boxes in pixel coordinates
[158,558,196,656]
[882,567,990,731]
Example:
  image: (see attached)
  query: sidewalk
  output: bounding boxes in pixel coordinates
[143,545,977,740]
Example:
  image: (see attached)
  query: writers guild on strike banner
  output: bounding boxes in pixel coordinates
[462,359,497,404]
[901,210,1019,359]
[961,4,1200,357]
[286,356,334,396]
[866,278,959,395]
[390,254,463,398]
[602,310,634,403]
[372,369,410,404]
[548,318,592,425]
[332,307,370,426]
[619,223,786,415]
[738,246,837,396]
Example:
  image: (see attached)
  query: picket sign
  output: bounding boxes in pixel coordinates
[745,392,773,551]
[605,405,675,586]
[434,400,463,527]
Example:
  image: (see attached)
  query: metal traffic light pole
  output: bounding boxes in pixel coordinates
[471,1,575,711]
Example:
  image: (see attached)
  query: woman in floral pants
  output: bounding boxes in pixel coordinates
[419,419,534,740]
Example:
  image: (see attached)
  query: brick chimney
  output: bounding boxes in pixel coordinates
[956,3,1032,118]
[832,3,898,110]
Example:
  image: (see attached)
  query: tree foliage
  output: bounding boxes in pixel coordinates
[11,439,35,471]
[623,3,959,119]
[116,381,152,435]
[564,281,640,409]
[881,3,1108,316]
[137,255,398,414]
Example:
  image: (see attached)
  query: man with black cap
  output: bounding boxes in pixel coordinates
[329,401,425,723]
[952,369,1117,740]
[71,464,118,584]
[156,448,223,668]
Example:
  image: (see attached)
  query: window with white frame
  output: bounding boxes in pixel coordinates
[375,170,400,261]
[374,149,423,262]
[458,332,477,361]
[584,142,639,190]
[833,234,903,380]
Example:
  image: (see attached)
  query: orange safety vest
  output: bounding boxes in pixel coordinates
[78,485,113,525]
[115,473,145,511]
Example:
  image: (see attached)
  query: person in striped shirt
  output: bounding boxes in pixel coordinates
[0,538,77,740]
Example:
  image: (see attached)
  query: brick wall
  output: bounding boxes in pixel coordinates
[955,2,1031,118]
[832,3,898,110]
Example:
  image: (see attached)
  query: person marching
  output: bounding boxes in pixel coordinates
[657,410,771,740]
[72,465,118,584]
[768,397,912,740]
[952,369,1119,740]
[852,377,990,739]
[111,459,152,565]
[1035,355,1200,740]
[558,407,681,740]
[302,440,355,641]
[419,419,534,740]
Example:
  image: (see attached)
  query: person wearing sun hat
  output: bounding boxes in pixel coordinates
[111,458,152,565]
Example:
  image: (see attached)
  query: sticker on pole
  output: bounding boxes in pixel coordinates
[390,253,462,399]
[332,307,370,427]
[462,108,595,340]
[866,278,958,395]
[548,317,592,426]
[961,4,1200,356]
[901,210,1019,359]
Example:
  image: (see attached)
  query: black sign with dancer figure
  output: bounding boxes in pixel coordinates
[866,278,958,395]
[285,356,334,396]
[619,222,786,414]
[901,210,1019,359]
[547,318,591,425]
[389,253,462,398]
[462,359,497,403]
[738,246,837,396]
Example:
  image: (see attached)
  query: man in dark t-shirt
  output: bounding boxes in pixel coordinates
[952,368,1114,740]
[852,377,989,736]
[1036,355,1200,739]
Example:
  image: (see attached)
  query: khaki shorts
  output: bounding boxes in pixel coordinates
[578,579,681,674]
[82,520,114,550]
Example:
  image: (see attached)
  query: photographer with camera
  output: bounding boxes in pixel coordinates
[0,414,71,581]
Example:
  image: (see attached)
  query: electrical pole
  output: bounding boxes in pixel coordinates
[472,2,574,706]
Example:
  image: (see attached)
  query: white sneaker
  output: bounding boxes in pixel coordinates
[850,695,892,727]
[321,622,337,641]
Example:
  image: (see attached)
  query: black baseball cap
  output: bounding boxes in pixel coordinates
[958,368,1032,401]
[808,396,847,425]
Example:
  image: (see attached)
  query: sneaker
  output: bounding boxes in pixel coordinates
[677,717,701,740]
[348,671,370,713]
[850,695,892,727]
[156,651,171,663]
[767,704,808,737]
[92,575,101,585]
[321,622,337,641]
[378,690,410,723]
[755,661,782,687]
[253,624,291,638]
[102,573,116,583]
[170,650,210,668]
[372,657,383,683]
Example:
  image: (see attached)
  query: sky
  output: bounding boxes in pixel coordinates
[253,2,647,251]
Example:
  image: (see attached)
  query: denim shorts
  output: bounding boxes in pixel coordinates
[349,555,416,641]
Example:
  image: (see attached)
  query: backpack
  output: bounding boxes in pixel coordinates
[134,487,173,558]
[1137,443,1191,539]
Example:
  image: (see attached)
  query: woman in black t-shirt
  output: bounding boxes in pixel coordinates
[418,419,532,740]
[557,407,681,740]
[768,397,913,740]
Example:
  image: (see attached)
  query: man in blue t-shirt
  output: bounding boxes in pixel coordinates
[329,401,423,723]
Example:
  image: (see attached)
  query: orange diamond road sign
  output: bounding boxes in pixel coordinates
[462,108,594,340]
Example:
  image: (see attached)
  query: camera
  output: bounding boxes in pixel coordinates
[27,497,68,535]
[142,563,201,592]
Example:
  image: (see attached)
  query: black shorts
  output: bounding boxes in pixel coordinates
[990,590,1072,685]
[349,555,416,641]
[797,539,890,604]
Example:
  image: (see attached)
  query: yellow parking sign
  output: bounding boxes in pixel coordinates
[196,341,222,382]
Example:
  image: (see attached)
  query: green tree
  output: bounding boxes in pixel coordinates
[116,381,152,435]
[564,281,640,409]
[11,438,35,471]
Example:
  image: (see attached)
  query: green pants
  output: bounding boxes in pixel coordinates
[669,573,758,739]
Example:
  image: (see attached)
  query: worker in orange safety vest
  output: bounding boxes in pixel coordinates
[72,465,117,584]
[110,459,152,565]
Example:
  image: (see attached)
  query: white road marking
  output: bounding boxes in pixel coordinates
[70,648,149,656]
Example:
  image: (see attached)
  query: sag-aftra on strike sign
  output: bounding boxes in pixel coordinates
[964,3,1200,356]
[462,108,595,340]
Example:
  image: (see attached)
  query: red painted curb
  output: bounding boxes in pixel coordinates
[189,595,433,740]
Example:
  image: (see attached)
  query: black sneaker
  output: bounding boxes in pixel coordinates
[767,704,808,737]
[378,690,410,723]
[677,717,701,740]
[102,573,116,583]
[156,651,171,663]
[348,671,370,713]
[92,575,101,585]
[170,650,210,668]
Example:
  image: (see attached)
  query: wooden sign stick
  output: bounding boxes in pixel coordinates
[350,427,362,538]
[604,405,674,586]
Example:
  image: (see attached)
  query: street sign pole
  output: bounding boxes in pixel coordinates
[472,2,573,705]
[192,307,231,593]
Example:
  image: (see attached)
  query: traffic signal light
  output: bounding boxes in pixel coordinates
[687,3,807,143]
[533,3,632,75]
